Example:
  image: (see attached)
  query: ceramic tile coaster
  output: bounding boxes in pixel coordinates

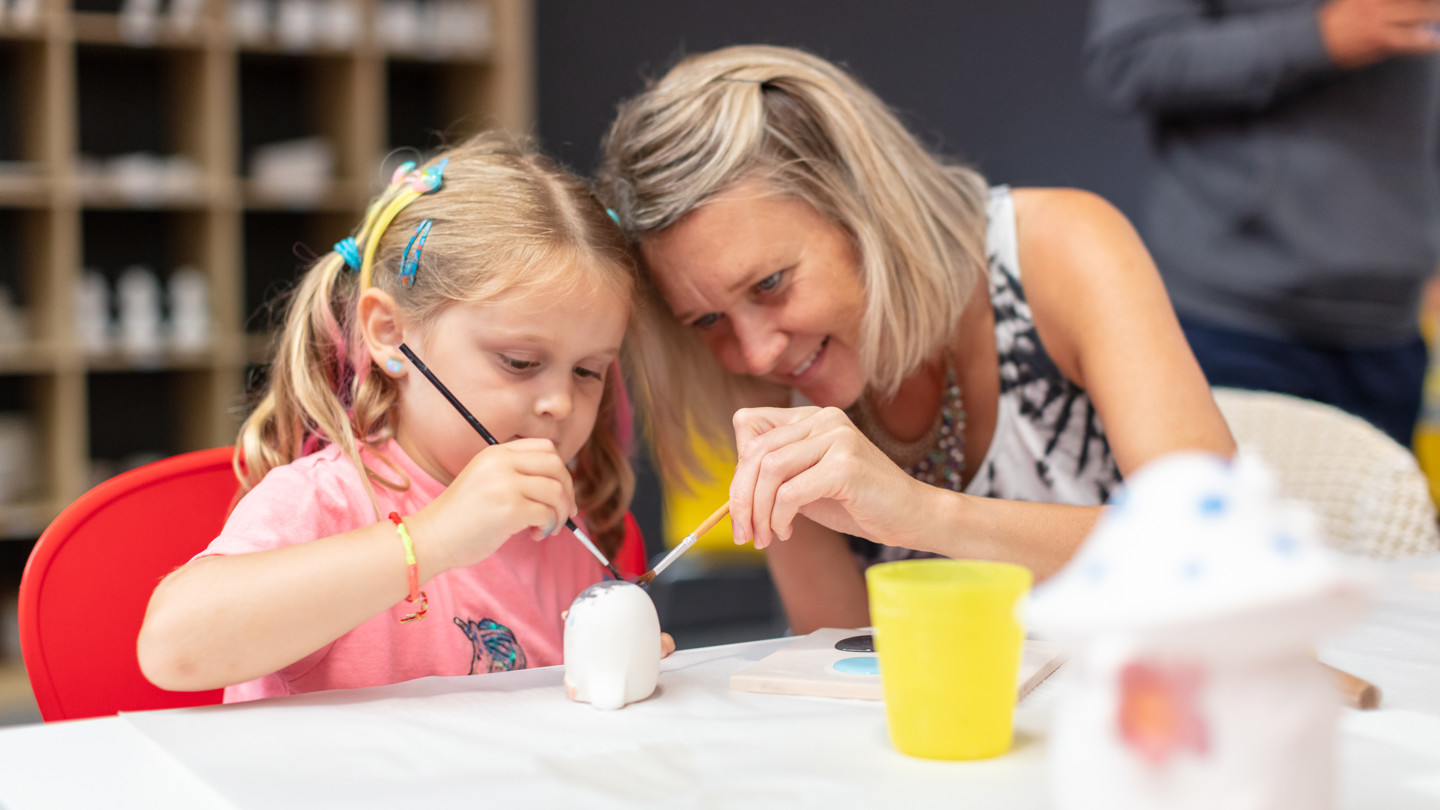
[730,627,1066,701]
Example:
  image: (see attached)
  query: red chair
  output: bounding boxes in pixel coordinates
[20,447,649,721]
[19,447,237,721]
[615,512,648,580]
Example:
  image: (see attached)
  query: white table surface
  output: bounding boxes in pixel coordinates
[1,555,1437,810]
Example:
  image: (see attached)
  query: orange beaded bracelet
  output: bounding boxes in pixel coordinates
[387,512,428,623]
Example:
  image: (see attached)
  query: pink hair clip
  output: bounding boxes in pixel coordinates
[389,160,417,186]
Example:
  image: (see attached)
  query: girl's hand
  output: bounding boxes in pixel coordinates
[661,632,676,658]
[729,406,941,550]
[408,438,576,575]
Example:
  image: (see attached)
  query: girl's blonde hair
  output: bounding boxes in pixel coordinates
[597,44,991,489]
[239,132,638,556]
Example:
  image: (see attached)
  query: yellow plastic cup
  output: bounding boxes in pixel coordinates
[866,558,1032,760]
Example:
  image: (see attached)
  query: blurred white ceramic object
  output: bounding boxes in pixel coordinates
[1028,451,1369,810]
[377,0,420,52]
[231,0,271,44]
[168,0,205,36]
[0,413,37,505]
[8,0,40,29]
[276,0,317,50]
[75,270,113,354]
[167,267,210,353]
[315,0,360,48]
[563,580,661,710]
[251,137,334,206]
[117,266,164,360]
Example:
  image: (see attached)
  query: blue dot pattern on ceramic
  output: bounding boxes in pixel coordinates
[1199,493,1226,516]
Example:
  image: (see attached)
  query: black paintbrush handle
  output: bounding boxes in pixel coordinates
[397,343,624,581]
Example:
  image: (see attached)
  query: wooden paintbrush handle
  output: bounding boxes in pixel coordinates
[692,502,731,539]
[1320,662,1380,710]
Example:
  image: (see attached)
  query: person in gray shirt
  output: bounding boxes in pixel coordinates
[1085,0,1440,445]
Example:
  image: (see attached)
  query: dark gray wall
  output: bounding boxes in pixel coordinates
[535,0,1151,218]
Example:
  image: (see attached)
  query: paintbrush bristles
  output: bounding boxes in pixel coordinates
[634,501,729,591]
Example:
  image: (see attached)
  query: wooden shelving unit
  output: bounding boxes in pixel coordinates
[0,0,534,541]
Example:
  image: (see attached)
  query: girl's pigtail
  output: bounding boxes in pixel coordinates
[236,251,367,492]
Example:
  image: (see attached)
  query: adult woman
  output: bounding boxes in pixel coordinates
[599,45,1234,633]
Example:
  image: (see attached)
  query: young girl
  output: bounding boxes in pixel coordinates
[138,133,661,701]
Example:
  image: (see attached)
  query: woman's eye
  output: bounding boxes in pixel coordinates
[755,271,784,293]
[693,312,722,330]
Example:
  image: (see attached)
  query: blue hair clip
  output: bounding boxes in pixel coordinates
[334,237,362,271]
[399,218,433,288]
[606,208,621,226]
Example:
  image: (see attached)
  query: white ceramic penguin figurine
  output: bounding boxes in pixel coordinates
[563,580,661,710]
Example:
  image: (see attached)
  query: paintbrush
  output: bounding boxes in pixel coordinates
[636,502,731,589]
[1320,662,1381,710]
[398,343,626,582]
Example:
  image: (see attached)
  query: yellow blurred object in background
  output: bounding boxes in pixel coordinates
[1414,300,1440,508]
[661,434,758,556]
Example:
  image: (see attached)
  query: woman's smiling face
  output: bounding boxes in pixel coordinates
[639,182,869,408]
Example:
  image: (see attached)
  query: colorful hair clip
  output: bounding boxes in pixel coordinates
[410,158,449,193]
[606,208,621,226]
[356,157,449,290]
[398,218,433,288]
[334,237,362,271]
[389,160,417,186]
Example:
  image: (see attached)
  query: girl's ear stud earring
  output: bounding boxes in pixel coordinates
[386,358,403,374]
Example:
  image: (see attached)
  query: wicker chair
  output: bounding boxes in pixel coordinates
[1212,387,1440,558]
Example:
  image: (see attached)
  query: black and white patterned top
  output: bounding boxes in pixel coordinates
[852,186,1122,567]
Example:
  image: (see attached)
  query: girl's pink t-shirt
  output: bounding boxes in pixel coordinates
[196,439,602,703]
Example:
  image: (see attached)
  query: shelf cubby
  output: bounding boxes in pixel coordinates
[0,0,531,542]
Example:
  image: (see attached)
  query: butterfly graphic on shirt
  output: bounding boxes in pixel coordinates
[454,617,527,674]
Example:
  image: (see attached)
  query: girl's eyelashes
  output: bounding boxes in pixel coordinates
[499,354,608,381]
[499,355,539,372]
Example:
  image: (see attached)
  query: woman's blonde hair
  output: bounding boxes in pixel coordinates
[597,44,990,489]
[239,132,638,556]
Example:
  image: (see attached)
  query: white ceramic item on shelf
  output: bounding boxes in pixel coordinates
[75,270,113,354]
[563,580,661,710]
[167,267,210,353]
[117,266,164,360]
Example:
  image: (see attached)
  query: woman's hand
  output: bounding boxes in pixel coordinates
[408,438,577,577]
[729,406,942,550]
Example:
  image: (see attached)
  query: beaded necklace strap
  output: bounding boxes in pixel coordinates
[847,355,967,492]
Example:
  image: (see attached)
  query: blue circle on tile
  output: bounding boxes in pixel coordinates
[833,656,880,675]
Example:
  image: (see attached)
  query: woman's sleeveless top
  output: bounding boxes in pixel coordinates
[851,186,1122,567]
